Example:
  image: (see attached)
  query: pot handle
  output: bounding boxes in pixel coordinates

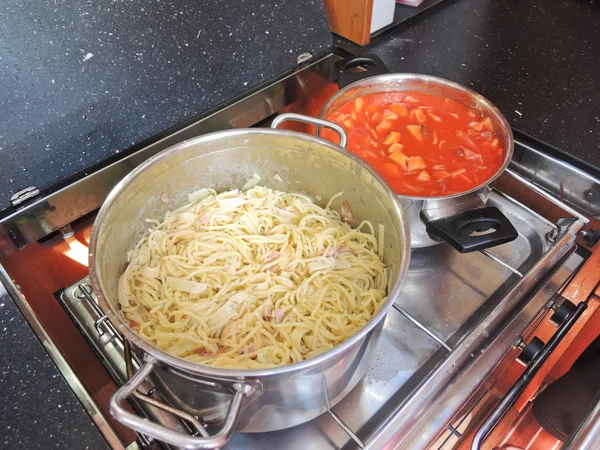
[110,358,256,449]
[271,112,348,148]
[337,54,392,89]
[425,206,519,253]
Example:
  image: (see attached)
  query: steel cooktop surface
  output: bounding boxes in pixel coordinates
[60,177,586,449]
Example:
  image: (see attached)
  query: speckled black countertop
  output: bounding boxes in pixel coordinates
[0,0,332,214]
[1,1,599,448]
[339,0,600,171]
[0,285,109,450]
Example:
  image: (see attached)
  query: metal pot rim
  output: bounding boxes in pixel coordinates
[89,127,411,379]
[318,73,514,200]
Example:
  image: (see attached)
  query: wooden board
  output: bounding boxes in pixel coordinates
[562,245,600,303]
[322,0,374,45]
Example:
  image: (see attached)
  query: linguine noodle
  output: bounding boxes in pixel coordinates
[118,185,387,369]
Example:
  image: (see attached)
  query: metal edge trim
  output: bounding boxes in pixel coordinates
[512,131,600,186]
[363,220,584,450]
[510,137,600,219]
[514,137,600,184]
[0,263,126,450]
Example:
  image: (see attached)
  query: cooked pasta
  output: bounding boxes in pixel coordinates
[118,185,387,369]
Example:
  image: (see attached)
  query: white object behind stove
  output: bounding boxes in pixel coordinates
[371,0,396,33]
[397,0,425,7]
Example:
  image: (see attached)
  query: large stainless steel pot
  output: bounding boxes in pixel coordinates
[89,113,410,449]
[319,55,518,253]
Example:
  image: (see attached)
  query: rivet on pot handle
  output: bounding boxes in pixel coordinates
[271,113,348,148]
[109,357,257,449]
[337,54,391,89]
[425,206,519,253]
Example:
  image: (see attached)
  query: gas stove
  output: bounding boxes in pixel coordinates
[2,54,598,450]
[59,172,588,449]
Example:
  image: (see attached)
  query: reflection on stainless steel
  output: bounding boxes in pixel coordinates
[491,188,561,238]
[511,137,600,217]
[0,266,126,450]
[326,409,365,449]
[561,392,600,450]
[471,301,588,450]
[506,168,590,223]
[0,54,337,259]
[436,390,486,450]
[395,190,556,343]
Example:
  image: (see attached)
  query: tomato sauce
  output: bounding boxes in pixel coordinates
[322,92,504,197]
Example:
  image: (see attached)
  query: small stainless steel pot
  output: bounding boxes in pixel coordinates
[319,55,518,253]
[89,113,410,449]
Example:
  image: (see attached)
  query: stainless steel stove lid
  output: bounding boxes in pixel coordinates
[0,55,337,259]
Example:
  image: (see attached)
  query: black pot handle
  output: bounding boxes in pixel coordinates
[337,54,392,89]
[425,206,519,253]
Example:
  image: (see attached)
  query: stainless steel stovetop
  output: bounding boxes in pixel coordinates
[60,172,588,450]
[0,53,596,449]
